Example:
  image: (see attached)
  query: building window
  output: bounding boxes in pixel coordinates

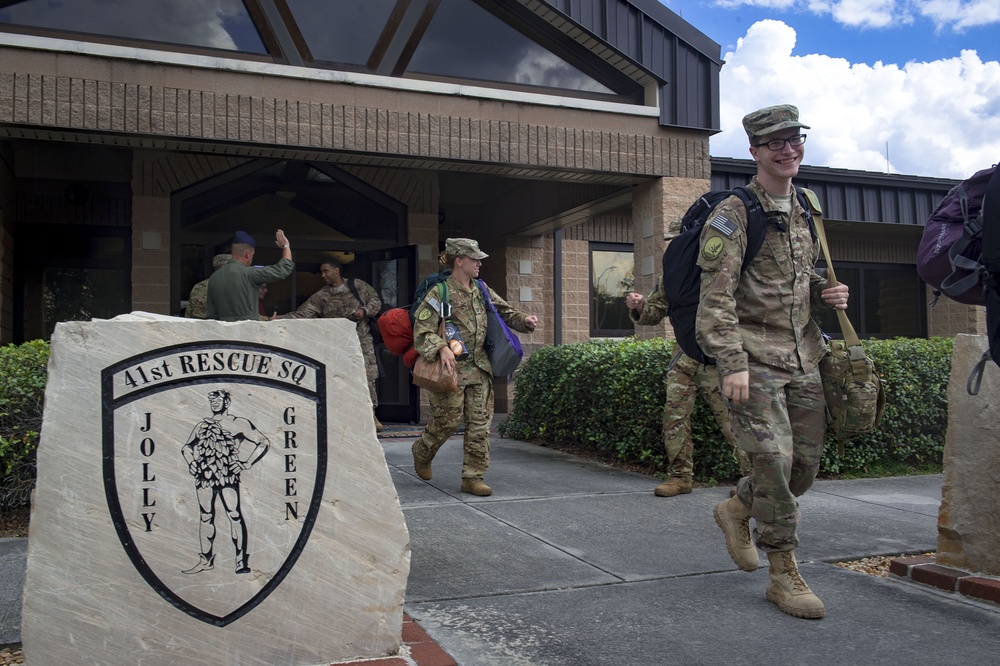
[813,262,926,339]
[408,0,621,98]
[590,242,634,337]
[286,0,395,67]
[0,0,268,53]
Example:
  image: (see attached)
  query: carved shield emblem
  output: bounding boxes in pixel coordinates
[101,342,327,626]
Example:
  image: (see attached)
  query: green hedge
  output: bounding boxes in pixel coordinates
[0,340,50,510]
[499,337,952,482]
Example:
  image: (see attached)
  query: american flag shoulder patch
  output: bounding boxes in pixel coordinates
[709,214,738,237]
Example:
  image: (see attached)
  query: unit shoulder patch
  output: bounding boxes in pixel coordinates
[702,236,724,261]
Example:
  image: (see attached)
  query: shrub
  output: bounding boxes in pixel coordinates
[499,337,952,481]
[0,340,50,510]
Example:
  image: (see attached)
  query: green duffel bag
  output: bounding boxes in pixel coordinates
[819,336,885,448]
[814,213,886,453]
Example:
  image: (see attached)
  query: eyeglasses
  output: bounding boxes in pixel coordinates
[752,134,807,151]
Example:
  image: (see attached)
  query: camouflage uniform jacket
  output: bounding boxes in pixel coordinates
[695,176,830,377]
[206,258,294,321]
[185,278,210,319]
[413,276,533,380]
[629,281,669,327]
[281,279,382,340]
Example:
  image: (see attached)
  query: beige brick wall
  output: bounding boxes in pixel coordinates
[130,196,170,314]
[926,285,986,337]
[561,238,592,344]
[630,176,709,341]
[0,46,710,181]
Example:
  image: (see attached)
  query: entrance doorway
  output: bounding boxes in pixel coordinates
[175,158,418,423]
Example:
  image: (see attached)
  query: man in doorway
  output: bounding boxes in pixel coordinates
[696,104,848,619]
[206,229,293,321]
[275,260,383,431]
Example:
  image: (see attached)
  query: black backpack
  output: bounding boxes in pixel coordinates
[408,270,452,323]
[662,186,814,365]
[345,277,383,344]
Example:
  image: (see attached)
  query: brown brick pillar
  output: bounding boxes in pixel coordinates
[631,176,709,341]
[131,195,171,314]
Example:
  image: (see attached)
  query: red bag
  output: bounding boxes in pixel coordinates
[378,308,413,355]
[377,308,420,368]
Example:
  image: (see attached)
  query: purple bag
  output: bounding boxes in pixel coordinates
[917,165,996,305]
[476,279,524,378]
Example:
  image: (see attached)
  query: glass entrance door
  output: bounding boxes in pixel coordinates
[358,246,419,424]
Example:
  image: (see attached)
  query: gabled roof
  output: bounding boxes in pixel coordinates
[0,0,723,132]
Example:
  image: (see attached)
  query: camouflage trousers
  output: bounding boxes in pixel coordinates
[729,361,826,552]
[359,332,378,408]
[662,352,750,481]
[412,367,494,479]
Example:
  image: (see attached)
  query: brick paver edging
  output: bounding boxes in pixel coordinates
[889,556,1000,605]
[326,614,456,666]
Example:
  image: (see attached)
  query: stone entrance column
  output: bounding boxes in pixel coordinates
[937,334,1000,575]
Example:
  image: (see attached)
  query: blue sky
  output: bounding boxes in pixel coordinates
[659,1,1000,179]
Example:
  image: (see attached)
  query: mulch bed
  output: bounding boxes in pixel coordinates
[0,507,29,539]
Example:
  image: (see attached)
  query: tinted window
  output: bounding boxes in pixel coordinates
[409,0,614,94]
[0,0,267,53]
[286,0,395,65]
[813,263,925,339]
[591,244,635,337]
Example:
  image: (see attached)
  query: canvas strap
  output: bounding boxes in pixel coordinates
[813,213,863,349]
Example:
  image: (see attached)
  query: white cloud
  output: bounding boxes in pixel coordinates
[713,0,999,31]
[918,0,1000,30]
[713,20,1000,179]
[716,0,798,8]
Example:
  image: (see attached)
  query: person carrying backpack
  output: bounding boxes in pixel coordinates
[698,105,849,620]
[274,260,383,432]
[410,238,537,497]
[626,280,751,498]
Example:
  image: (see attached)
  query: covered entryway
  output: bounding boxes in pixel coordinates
[173,156,419,422]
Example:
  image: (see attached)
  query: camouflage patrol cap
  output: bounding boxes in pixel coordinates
[742,104,810,140]
[445,238,488,259]
[211,253,230,270]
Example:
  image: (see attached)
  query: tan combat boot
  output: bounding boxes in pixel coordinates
[654,478,693,497]
[712,495,759,571]
[766,550,825,619]
[374,414,384,433]
[412,442,432,480]
[460,478,492,496]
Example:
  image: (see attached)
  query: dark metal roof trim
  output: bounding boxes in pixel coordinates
[538,0,722,131]
[711,157,959,226]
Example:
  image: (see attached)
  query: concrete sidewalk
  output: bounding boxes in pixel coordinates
[4,436,1000,665]
[385,436,1000,666]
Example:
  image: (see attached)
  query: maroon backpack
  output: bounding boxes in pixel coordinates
[917,165,996,305]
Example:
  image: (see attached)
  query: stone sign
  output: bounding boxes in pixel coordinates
[22,315,410,665]
[937,334,1000,576]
